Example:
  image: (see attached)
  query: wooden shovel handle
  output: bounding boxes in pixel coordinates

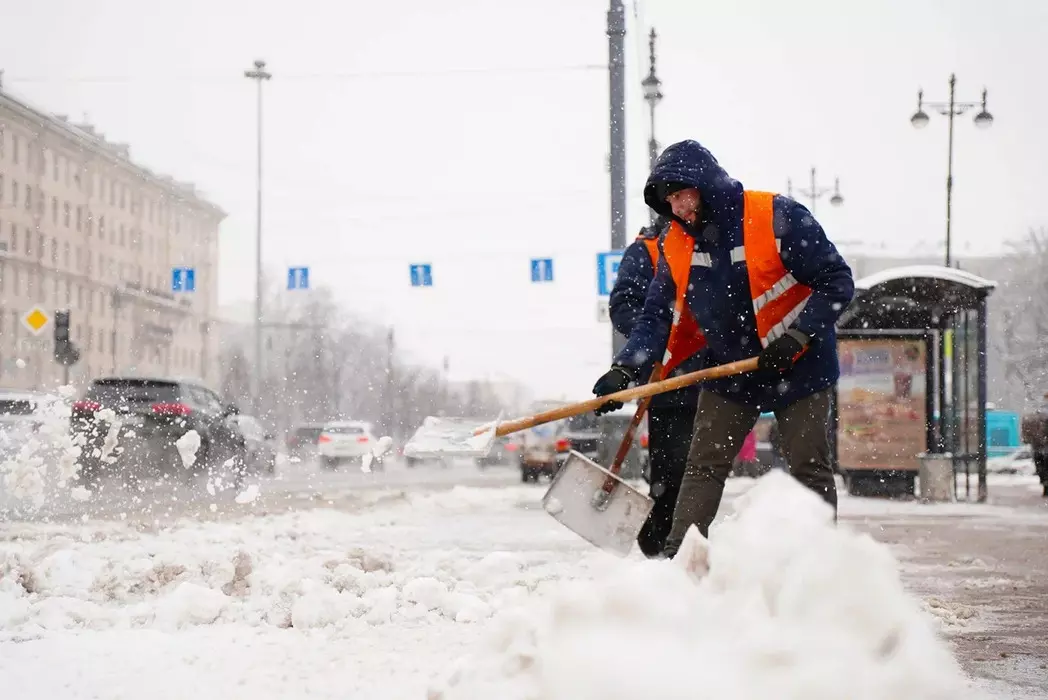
[492,357,760,438]
[607,363,664,477]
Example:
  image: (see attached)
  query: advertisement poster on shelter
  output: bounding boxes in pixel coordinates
[837,338,927,471]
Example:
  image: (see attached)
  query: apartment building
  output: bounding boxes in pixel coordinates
[0,87,225,392]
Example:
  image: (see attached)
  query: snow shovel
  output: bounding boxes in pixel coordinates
[541,362,665,556]
[402,356,760,553]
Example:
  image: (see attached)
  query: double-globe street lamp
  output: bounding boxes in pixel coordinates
[641,28,663,226]
[910,73,993,268]
[786,167,844,215]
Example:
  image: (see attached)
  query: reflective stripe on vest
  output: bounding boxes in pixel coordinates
[742,190,812,348]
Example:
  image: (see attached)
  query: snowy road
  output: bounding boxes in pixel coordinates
[1,461,1046,699]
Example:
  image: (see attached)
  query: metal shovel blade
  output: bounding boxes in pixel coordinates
[541,451,653,557]
[401,415,500,459]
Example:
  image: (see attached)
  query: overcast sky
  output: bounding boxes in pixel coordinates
[2,0,1045,401]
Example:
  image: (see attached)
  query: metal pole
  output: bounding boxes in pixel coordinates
[607,0,627,359]
[976,300,988,502]
[245,60,271,415]
[808,167,818,215]
[945,73,956,268]
[385,328,395,437]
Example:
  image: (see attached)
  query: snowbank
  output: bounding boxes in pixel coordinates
[430,472,972,700]
[0,486,587,639]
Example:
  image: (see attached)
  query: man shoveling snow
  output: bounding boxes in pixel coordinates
[593,139,854,558]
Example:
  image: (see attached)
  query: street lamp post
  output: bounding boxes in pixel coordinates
[244,59,271,415]
[641,28,664,226]
[607,0,627,360]
[910,74,993,268]
[786,167,844,216]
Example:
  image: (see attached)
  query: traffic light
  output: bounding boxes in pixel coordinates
[53,310,81,366]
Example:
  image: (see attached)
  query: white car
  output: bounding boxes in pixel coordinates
[986,445,1036,475]
[317,421,377,468]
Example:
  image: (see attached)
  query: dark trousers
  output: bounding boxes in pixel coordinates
[1035,454,1048,494]
[637,403,697,557]
[664,387,838,555]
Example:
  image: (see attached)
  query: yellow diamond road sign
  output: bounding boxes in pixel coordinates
[22,307,50,336]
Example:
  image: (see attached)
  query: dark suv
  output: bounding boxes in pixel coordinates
[71,377,246,485]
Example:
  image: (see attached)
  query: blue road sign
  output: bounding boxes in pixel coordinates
[287,266,310,290]
[410,264,433,287]
[172,267,196,293]
[596,251,624,296]
[530,258,554,283]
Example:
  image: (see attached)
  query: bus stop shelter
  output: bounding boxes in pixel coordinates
[834,265,996,501]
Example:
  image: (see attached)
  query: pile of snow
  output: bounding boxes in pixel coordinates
[0,487,584,638]
[430,472,971,700]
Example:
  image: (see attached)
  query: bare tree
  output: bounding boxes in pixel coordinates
[994,227,1048,407]
[216,283,523,441]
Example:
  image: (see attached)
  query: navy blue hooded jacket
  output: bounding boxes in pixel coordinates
[609,219,702,410]
[614,140,855,411]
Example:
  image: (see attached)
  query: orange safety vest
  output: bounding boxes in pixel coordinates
[660,190,812,369]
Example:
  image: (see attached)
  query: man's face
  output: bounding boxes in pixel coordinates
[666,187,701,225]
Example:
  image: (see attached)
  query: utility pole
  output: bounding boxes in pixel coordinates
[385,328,396,437]
[244,59,271,415]
[607,0,627,358]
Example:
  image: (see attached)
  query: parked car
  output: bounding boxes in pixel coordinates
[519,422,563,482]
[986,444,1036,475]
[286,423,326,460]
[70,377,246,485]
[230,414,278,475]
[317,420,378,469]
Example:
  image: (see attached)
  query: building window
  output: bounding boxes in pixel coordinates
[37,233,44,260]
[12,135,19,165]
[10,223,16,252]
[57,156,64,184]
[63,201,70,228]
[76,206,82,232]
[64,241,70,268]
[99,216,106,237]
[10,180,16,203]
[119,186,125,210]
[52,196,59,224]
[0,174,3,203]
[119,224,125,247]
[25,185,32,211]
[25,229,31,256]
[52,153,59,182]
[51,237,57,265]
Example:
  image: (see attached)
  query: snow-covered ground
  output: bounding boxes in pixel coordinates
[3,459,1026,700]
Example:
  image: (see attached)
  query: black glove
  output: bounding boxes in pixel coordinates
[592,365,635,416]
[758,331,809,378]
